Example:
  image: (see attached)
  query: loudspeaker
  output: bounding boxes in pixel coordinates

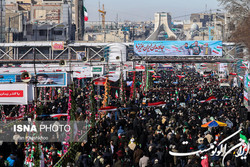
[21,72,31,82]
[82,57,87,62]
[100,57,105,62]
[59,60,66,67]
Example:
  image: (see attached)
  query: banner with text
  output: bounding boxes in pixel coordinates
[134,41,222,56]
[0,83,34,105]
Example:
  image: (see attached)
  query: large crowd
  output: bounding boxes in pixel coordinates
[0,66,250,167]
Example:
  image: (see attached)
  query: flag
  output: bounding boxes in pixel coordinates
[175,90,179,101]
[244,72,250,88]
[209,88,213,94]
[242,61,249,69]
[176,75,185,79]
[205,96,216,102]
[57,150,62,157]
[240,132,248,144]
[238,76,243,82]
[200,96,216,103]
[115,90,118,99]
[84,6,88,21]
[244,90,248,101]
[148,69,154,73]
[229,73,237,75]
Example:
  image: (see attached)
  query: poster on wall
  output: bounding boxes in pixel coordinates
[134,40,223,56]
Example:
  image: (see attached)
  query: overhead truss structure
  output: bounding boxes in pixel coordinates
[0,42,237,64]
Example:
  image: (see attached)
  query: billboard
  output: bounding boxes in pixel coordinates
[0,74,16,83]
[35,73,67,87]
[16,73,68,87]
[51,41,64,50]
[0,83,34,105]
[73,66,92,78]
[134,41,222,56]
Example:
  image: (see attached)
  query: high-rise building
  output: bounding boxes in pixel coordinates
[0,0,5,42]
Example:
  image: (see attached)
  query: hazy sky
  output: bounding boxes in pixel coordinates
[85,0,223,22]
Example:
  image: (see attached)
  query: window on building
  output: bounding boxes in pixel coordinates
[54,31,62,35]
[39,30,47,36]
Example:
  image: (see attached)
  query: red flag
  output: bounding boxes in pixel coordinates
[177,75,185,79]
[200,96,217,103]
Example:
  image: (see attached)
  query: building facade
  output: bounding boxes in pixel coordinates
[0,0,5,42]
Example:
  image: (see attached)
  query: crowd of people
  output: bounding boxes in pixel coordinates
[0,65,250,167]
[75,67,250,167]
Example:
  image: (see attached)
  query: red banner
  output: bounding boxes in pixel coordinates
[0,90,24,97]
[94,81,105,86]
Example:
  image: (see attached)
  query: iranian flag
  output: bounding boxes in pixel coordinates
[200,96,217,103]
[238,76,243,82]
[244,90,248,101]
[242,61,248,69]
[84,6,88,21]
[115,90,119,99]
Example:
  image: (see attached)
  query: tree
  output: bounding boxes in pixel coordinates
[218,0,250,53]
[231,14,250,53]
[218,0,250,22]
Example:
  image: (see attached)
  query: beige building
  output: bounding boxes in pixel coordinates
[5,0,85,41]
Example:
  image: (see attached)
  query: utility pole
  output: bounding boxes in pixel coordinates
[33,47,38,105]
[8,17,10,43]
[0,0,2,42]
[67,0,72,41]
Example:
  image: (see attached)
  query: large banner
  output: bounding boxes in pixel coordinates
[134,41,222,56]
[0,83,34,105]
[17,73,68,87]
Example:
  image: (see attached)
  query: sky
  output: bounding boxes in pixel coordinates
[85,0,224,22]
